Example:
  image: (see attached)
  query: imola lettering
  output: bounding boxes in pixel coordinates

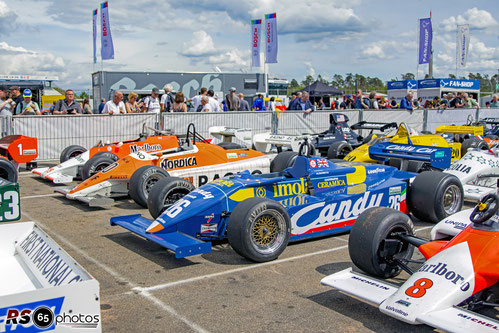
[417,262,470,291]
[449,163,471,174]
[291,192,383,235]
[129,143,162,153]
[273,179,306,197]
[160,157,197,170]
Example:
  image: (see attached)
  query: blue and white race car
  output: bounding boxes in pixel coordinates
[110,145,463,262]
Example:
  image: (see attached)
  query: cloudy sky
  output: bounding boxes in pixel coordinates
[0,0,497,93]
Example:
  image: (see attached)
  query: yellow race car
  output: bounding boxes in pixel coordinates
[339,123,487,171]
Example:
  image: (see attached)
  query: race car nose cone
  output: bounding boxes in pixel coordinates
[146,221,164,233]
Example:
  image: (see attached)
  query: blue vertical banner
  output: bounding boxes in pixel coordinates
[264,13,278,63]
[418,18,432,65]
[100,1,114,60]
[457,24,470,69]
[92,9,97,64]
[251,19,261,67]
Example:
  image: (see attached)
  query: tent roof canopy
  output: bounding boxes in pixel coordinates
[296,80,344,96]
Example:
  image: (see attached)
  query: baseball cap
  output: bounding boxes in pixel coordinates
[9,85,20,91]
[0,86,8,92]
[152,87,160,94]
[23,89,32,98]
[229,87,236,92]
[346,94,352,99]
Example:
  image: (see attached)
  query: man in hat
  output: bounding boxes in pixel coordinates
[339,95,354,110]
[53,89,83,114]
[142,87,161,113]
[15,89,41,115]
[225,87,240,111]
[0,86,13,116]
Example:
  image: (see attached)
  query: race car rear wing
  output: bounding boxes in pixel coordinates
[252,133,311,153]
[0,222,101,331]
[208,126,253,146]
[369,142,452,169]
[435,125,484,136]
[351,121,398,132]
[479,117,499,125]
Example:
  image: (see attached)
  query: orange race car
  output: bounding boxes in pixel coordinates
[55,124,272,207]
[0,135,38,182]
[32,125,179,183]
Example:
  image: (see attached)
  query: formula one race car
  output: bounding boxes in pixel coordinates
[32,125,174,183]
[110,143,463,262]
[321,193,499,333]
[0,135,38,182]
[344,123,488,171]
[56,124,271,207]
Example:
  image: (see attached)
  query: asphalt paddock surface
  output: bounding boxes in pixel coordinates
[12,162,486,333]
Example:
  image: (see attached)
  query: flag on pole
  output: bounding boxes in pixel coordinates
[100,1,114,60]
[264,13,278,63]
[418,18,432,64]
[251,19,261,67]
[457,24,470,69]
[92,9,98,64]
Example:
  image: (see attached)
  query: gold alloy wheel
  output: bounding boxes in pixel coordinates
[249,209,287,255]
[252,215,278,246]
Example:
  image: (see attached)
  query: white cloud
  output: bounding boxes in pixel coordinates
[361,41,415,60]
[208,49,248,70]
[180,30,218,57]
[0,42,65,74]
[0,0,17,35]
[304,62,315,77]
[440,8,498,32]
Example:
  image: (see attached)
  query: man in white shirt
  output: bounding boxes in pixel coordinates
[160,84,174,112]
[189,87,207,112]
[102,91,126,115]
[207,89,221,112]
[200,96,212,112]
[143,87,161,113]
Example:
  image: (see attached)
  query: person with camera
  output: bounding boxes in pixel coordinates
[0,86,14,116]
[15,89,41,115]
[53,89,82,115]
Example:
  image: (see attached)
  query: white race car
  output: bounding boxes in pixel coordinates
[445,147,499,201]
[321,194,499,333]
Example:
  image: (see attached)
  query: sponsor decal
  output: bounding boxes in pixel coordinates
[457,313,499,329]
[309,160,317,168]
[278,195,310,207]
[192,188,214,200]
[160,157,197,169]
[385,144,437,154]
[75,155,85,163]
[201,224,217,233]
[368,167,385,175]
[18,230,83,287]
[205,213,214,223]
[444,219,468,230]
[389,186,401,195]
[226,153,238,159]
[385,305,408,317]
[238,153,248,157]
[273,179,306,197]
[22,149,37,155]
[417,262,470,291]
[351,275,390,290]
[317,179,345,188]
[317,159,329,167]
[395,300,411,307]
[255,187,266,197]
[449,163,471,174]
[129,143,162,153]
[291,191,384,234]
[210,179,234,187]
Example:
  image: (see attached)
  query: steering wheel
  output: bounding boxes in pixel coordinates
[470,193,499,224]
[298,139,313,157]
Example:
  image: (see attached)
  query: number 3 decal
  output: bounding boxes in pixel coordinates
[405,278,433,298]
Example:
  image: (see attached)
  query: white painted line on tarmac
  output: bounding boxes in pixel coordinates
[21,211,210,333]
[22,193,60,199]
[136,244,349,293]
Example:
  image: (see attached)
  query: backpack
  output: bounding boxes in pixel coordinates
[165,93,174,112]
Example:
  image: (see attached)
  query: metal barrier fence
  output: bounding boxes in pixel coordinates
[4,107,497,161]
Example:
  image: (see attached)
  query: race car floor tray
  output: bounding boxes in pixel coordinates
[0,222,101,332]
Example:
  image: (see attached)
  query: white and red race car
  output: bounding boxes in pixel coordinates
[321,194,499,333]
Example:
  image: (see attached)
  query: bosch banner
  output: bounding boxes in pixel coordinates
[418,18,432,65]
[457,24,470,69]
[251,19,261,67]
[264,13,278,63]
[92,9,97,64]
[100,2,114,60]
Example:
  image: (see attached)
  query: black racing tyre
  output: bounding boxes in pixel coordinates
[217,142,246,149]
[59,145,86,163]
[408,171,463,223]
[129,166,170,207]
[349,207,414,278]
[227,197,291,262]
[270,151,297,172]
[327,141,352,160]
[81,152,118,180]
[0,158,18,183]
[461,137,489,156]
[147,177,194,219]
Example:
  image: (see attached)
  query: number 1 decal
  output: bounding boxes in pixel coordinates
[405,278,433,298]
[17,143,23,155]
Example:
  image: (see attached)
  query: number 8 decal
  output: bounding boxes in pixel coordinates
[405,278,433,298]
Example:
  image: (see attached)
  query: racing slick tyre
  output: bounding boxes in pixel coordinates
[461,137,489,156]
[81,152,118,180]
[327,141,352,160]
[217,142,246,150]
[0,158,18,183]
[349,207,414,278]
[59,145,87,163]
[129,166,170,208]
[408,171,463,223]
[147,177,195,219]
[227,197,291,262]
[270,151,297,172]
